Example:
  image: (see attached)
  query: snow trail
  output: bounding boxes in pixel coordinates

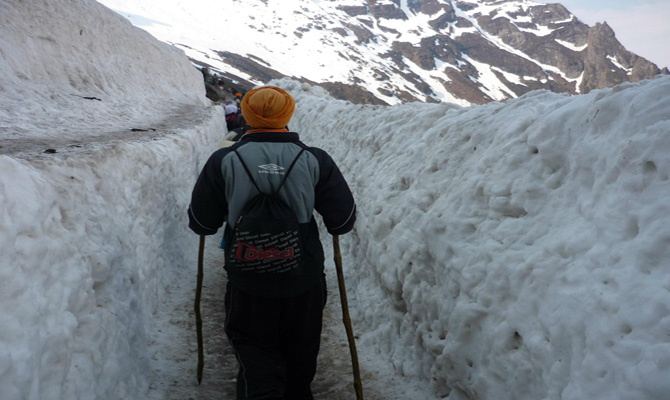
[144,230,394,399]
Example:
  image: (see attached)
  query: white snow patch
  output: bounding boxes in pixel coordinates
[608,55,633,75]
[556,39,588,52]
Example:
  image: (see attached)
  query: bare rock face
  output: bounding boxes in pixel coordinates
[200,0,667,105]
[337,5,368,17]
[475,3,588,79]
[581,22,662,92]
[368,2,408,20]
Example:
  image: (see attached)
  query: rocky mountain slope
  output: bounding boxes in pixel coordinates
[99,0,668,105]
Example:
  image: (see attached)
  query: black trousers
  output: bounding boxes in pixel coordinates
[224,276,327,400]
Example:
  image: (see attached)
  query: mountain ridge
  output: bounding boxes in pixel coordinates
[98,0,668,105]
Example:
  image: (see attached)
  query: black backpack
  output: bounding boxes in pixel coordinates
[227,148,305,277]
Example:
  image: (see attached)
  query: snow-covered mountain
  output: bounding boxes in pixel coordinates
[97,0,668,106]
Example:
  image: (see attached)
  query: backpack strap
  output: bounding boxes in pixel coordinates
[234,150,262,193]
[276,149,305,193]
[234,148,305,195]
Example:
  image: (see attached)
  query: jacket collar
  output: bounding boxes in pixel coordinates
[241,131,300,142]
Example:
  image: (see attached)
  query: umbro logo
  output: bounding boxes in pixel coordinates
[258,164,285,175]
[259,164,285,171]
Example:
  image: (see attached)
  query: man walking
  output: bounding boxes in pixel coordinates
[188,85,356,399]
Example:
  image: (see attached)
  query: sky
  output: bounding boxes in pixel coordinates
[2,0,670,399]
[557,0,670,68]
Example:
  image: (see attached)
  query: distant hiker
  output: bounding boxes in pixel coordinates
[224,103,238,115]
[234,110,246,128]
[224,103,246,132]
[188,85,356,399]
[224,124,251,142]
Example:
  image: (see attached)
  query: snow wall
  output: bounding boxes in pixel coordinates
[0,0,220,398]
[284,77,670,400]
[0,120,222,398]
[0,0,208,142]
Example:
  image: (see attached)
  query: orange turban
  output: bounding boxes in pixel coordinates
[240,86,295,129]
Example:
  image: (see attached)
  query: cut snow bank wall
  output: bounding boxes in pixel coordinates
[284,76,670,400]
[1,0,222,397]
[0,114,223,399]
[0,0,209,142]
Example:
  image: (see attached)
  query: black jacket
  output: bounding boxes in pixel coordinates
[188,131,356,296]
[226,112,246,131]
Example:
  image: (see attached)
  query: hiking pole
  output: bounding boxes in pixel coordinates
[195,235,205,384]
[333,235,364,400]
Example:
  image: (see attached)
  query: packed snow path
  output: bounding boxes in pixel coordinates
[144,230,392,400]
[0,104,209,157]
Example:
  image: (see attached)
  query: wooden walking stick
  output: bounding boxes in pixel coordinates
[333,235,364,400]
[194,235,205,384]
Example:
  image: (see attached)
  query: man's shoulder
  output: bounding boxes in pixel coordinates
[301,145,334,163]
[207,142,240,162]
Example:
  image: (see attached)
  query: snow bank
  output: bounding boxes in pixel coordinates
[285,76,670,399]
[0,0,223,398]
[0,0,208,142]
[0,118,221,398]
